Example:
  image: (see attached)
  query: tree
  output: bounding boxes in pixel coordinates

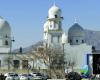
[4,54,13,70]
[23,45,64,78]
[67,72,81,80]
[70,60,76,72]
[13,44,64,78]
[36,45,65,78]
[64,55,77,73]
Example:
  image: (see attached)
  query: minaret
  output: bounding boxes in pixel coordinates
[43,4,63,47]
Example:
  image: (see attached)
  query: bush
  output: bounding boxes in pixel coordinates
[67,72,81,80]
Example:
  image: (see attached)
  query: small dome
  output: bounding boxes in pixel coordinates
[68,23,85,37]
[0,17,11,35]
[43,21,49,32]
[48,5,61,18]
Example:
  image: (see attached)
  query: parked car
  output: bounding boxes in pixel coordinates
[42,73,50,80]
[31,72,43,80]
[19,74,33,80]
[4,72,19,80]
[80,73,88,79]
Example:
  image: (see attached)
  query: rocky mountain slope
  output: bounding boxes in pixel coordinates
[13,29,100,53]
[85,29,100,50]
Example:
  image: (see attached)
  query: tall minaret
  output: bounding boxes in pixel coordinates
[43,4,63,47]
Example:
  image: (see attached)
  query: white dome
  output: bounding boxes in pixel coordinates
[48,5,61,18]
[0,17,11,35]
[43,21,49,32]
[68,23,85,37]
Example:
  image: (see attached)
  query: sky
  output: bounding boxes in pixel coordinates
[0,0,100,49]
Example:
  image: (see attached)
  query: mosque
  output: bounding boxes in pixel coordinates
[0,4,92,72]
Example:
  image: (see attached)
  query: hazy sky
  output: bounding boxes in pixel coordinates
[0,0,100,49]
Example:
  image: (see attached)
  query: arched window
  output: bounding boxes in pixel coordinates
[50,25,52,28]
[70,40,72,43]
[5,35,8,38]
[92,46,96,52]
[76,40,78,43]
[13,60,20,69]
[19,47,23,53]
[5,40,8,45]
[59,21,61,29]
[82,40,84,43]
[55,15,57,18]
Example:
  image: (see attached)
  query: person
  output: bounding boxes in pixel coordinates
[0,73,5,80]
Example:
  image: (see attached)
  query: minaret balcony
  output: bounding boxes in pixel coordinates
[48,17,63,21]
[48,29,62,34]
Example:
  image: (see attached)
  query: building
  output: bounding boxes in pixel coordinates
[43,4,63,47]
[0,16,12,69]
[64,23,92,72]
[43,4,92,72]
[0,4,92,73]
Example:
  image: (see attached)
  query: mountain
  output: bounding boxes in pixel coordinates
[13,29,100,53]
[13,41,43,53]
[85,29,100,50]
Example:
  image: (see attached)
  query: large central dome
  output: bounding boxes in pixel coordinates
[68,23,85,45]
[68,23,85,37]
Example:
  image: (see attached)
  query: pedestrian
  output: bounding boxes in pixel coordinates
[0,73,5,80]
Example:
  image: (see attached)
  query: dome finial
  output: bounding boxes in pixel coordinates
[53,0,56,6]
[74,17,78,23]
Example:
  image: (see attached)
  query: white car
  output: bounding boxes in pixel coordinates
[4,72,19,80]
[31,72,43,80]
[19,74,33,80]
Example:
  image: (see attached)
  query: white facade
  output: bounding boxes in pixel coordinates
[64,44,92,70]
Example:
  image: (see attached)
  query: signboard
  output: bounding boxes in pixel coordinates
[93,54,100,74]
[80,65,88,74]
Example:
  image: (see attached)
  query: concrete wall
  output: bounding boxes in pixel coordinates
[64,43,92,70]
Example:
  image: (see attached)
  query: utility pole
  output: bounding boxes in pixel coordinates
[61,32,67,78]
[9,36,15,71]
